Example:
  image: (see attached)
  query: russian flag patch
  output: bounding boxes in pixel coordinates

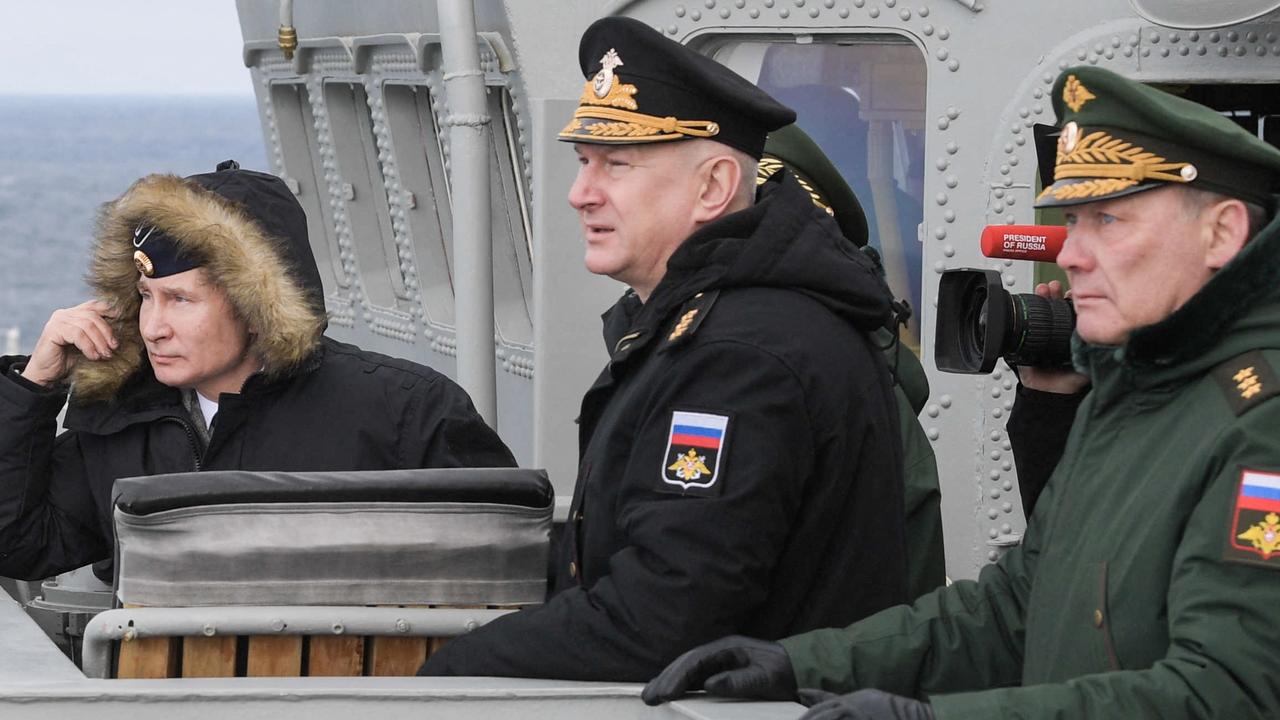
[662,410,730,492]
[1226,469,1280,567]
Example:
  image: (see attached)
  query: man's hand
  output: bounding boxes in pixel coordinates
[1017,281,1089,394]
[641,636,797,705]
[795,689,934,720]
[21,301,118,388]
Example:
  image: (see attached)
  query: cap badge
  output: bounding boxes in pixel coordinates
[133,250,155,277]
[581,48,639,110]
[132,224,159,277]
[1057,121,1081,155]
[1062,74,1097,113]
[593,49,623,99]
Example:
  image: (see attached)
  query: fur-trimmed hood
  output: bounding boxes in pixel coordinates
[74,164,327,402]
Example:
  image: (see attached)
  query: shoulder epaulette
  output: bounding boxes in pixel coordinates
[1212,349,1280,417]
[663,289,720,349]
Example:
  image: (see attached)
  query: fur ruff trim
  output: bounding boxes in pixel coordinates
[73,174,325,401]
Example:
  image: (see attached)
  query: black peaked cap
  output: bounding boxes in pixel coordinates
[559,16,795,158]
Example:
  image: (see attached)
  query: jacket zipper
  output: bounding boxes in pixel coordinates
[161,417,203,471]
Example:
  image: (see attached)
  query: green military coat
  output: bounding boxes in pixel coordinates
[780,209,1280,719]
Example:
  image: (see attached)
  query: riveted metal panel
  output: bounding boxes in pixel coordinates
[235,0,1280,572]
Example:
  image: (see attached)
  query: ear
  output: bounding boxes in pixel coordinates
[1202,198,1250,270]
[691,155,744,223]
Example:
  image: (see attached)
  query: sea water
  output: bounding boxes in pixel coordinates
[0,95,266,355]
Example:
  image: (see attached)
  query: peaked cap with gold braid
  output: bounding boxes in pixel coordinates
[559,16,795,158]
[756,123,868,245]
[1035,66,1280,208]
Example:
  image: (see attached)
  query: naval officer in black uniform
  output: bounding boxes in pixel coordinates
[420,15,908,681]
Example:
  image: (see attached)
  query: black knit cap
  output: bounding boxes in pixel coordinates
[558,16,796,158]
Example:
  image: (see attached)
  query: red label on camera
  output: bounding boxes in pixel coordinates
[980,225,1067,262]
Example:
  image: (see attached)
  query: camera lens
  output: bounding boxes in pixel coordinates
[976,298,988,344]
[963,287,988,362]
[1003,292,1075,367]
[935,269,1076,374]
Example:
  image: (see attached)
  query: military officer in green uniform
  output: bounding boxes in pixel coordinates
[643,65,1280,720]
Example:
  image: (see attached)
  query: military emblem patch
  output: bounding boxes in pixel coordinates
[661,410,729,493]
[1226,469,1280,568]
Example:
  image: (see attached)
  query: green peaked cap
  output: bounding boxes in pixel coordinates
[758,123,868,244]
[1036,65,1280,208]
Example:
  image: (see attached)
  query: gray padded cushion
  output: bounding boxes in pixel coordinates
[112,468,552,607]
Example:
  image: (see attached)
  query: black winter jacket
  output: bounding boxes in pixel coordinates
[421,170,908,681]
[0,165,513,580]
[0,342,513,580]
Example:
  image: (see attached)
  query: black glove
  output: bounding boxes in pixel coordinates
[796,689,934,720]
[641,635,797,706]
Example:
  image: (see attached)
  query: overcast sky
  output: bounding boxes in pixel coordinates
[0,1,252,96]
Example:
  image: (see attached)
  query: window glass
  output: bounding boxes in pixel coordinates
[719,38,927,349]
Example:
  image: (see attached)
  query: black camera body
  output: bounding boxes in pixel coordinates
[934,269,1075,374]
[934,225,1076,374]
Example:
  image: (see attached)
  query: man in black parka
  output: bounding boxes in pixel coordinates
[0,161,515,582]
[419,16,907,681]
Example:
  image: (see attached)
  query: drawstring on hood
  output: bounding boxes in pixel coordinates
[73,163,327,402]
